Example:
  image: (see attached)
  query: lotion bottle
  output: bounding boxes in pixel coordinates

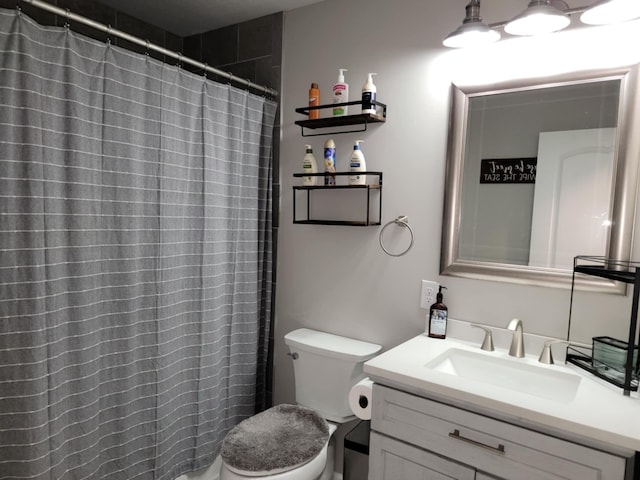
[308,82,320,120]
[361,73,377,115]
[428,286,448,339]
[302,144,318,186]
[332,69,349,116]
[323,139,336,185]
[349,140,366,185]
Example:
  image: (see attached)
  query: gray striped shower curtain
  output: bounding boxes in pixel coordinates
[0,7,276,480]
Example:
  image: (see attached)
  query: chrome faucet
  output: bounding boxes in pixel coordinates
[507,318,525,358]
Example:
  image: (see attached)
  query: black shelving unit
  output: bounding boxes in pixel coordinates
[292,172,382,226]
[567,256,640,395]
[295,100,387,137]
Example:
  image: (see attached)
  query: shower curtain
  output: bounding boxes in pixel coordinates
[0,7,277,480]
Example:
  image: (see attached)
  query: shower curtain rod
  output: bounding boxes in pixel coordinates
[19,0,279,98]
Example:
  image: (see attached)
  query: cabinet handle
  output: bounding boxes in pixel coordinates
[448,429,506,455]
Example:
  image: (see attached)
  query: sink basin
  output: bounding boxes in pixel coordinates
[425,348,581,403]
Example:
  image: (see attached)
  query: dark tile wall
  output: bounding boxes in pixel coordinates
[183,12,283,96]
[0,0,282,407]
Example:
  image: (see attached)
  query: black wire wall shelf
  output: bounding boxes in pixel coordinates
[292,172,383,226]
[295,100,387,137]
[568,256,640,395]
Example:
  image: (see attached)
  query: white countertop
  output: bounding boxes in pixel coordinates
[364,324,640,453]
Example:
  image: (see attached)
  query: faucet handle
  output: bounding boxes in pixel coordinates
[470,324,495,351]
[538,339,570,365]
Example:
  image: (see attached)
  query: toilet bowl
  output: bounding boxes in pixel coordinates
[219,329,381,480]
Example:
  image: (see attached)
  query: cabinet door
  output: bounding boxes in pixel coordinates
[372,385,630,480]
[369,432,475,480]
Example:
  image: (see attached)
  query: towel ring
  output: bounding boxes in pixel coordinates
[379,215,414,257]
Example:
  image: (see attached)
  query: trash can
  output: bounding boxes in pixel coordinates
[343,420,370,480]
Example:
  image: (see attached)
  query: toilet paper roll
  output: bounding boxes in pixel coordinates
[348,377,374,420]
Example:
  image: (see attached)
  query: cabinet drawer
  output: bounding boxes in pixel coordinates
[369,431,475,480]
[371,384,629,480]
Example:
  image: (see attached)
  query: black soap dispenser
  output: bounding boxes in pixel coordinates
[428,286,448,339]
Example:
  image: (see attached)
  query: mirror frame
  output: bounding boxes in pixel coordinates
[441,64,640,292]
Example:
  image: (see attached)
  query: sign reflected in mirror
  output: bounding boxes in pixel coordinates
[441,66,640,291]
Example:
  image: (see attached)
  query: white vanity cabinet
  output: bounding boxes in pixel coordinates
[369,384,633,480]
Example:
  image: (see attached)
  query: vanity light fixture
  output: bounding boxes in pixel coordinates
[580,0,640,25]
[443,0,501,48]
[504,0,571,36]
[443,0,640,47]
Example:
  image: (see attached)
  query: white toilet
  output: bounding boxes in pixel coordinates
[219,328,381,480]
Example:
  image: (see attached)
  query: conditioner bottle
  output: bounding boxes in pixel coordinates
[428,286,448,339]
[361,73,377,115]
[302,144,318,186]
[349,140,366,185]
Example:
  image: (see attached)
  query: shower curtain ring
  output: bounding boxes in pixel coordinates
[145,39,150,56]
[202,63,208,78]
[106,24,112,44]
[64,8,71,28]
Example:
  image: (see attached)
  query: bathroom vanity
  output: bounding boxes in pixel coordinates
[363,327,639,479]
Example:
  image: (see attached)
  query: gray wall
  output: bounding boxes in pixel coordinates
[275,0,640,411]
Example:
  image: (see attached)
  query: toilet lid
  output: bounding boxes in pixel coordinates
[221,404,330,474]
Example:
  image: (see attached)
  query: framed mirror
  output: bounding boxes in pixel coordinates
[441,65,640,292]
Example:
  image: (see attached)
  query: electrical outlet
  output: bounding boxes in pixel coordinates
[420,280,439,309]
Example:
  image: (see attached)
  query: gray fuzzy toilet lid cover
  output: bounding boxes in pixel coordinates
[221,404,330,473]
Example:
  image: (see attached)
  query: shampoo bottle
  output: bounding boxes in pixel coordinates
[332,68,349,116]
[361,73,377,115]
[428,286,448,339]
[323,139,336,185]
[302,144,318,186]
[308,82,320,120]
[349,140,366,186]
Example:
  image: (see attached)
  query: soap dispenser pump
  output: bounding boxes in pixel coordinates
[428,286,448,339]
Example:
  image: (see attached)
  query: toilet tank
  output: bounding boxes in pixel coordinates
[284,328,382,423]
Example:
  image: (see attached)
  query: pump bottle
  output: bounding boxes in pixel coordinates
[361,73,377,115]
[302,144,318,186]
[349,140,366,185]
[332,69,349,116]
[428,286,448,339]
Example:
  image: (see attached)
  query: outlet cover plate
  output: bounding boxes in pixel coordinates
[420,280,439,309]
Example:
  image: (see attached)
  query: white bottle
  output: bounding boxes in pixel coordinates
[302,144,318,186]
[349,140,366,186]
[332,68,349,116]
[361,73,377,115]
